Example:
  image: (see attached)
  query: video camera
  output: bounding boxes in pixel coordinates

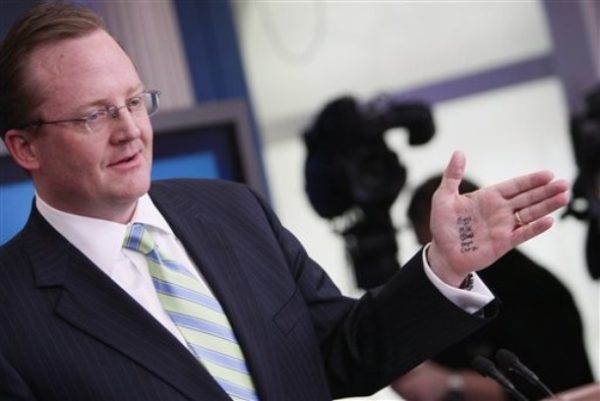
[303,95,434,289]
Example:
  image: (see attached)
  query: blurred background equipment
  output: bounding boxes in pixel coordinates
[564,83,600,280]
[303,95,434,289]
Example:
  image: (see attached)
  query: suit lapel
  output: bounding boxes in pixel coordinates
[25,208,229,401]
[150,187,279,400]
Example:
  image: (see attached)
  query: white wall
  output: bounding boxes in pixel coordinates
[233,1,599,399]
[233,0,551,139]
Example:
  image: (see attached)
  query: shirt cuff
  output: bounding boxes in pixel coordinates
[422,243,494,314]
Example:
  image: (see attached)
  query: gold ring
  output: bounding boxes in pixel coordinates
[514,210,525,227]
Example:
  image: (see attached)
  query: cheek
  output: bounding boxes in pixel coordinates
[38,137,103,174]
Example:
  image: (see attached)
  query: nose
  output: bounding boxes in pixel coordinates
[107,104,129,119]
[108,105,143,143]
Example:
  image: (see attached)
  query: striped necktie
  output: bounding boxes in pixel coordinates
[123,223,258,401]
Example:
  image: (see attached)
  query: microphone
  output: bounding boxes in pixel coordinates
[496,348,555,399]
[472,356,530,401]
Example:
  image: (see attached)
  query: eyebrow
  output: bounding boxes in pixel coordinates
[72,83,145,115]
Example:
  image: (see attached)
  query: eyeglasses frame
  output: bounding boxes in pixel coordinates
[17,89,161,134]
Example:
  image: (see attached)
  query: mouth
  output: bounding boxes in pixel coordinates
[108,150,142,168]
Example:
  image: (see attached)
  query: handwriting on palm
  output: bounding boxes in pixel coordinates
[428,152,569,284]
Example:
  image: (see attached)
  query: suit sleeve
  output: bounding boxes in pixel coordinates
[248,187,497,397]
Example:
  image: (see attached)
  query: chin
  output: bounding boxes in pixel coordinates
[132,179,151,197]
[120,177,151,199]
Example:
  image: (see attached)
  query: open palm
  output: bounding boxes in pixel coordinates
[426,152,569,286]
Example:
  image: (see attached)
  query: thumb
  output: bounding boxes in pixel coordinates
[439,150,466,195]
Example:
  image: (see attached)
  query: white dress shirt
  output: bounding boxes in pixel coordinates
[35,192,493,347]
[36,193,204,347]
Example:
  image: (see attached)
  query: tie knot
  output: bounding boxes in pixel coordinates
[123,223,155,255]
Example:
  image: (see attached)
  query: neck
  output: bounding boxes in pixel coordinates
[35,192,139,224]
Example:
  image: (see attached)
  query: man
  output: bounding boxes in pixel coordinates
[0,3,569,401]
[392,175,594,401]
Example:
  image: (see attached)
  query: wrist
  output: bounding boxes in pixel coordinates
[426,242,468,287]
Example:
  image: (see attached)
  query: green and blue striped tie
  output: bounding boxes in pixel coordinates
[123,223,258,401]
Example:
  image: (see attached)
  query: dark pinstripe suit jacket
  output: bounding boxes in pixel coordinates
[0,179,494,401]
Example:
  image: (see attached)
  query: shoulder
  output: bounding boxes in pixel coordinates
[0,227,39,297]
[148,178,273,222]
[150,178,248,195]
[0,215,37,270]
[150,178,261,204]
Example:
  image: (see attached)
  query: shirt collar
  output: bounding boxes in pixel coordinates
[130,193,174,235]
[35,193,172,275]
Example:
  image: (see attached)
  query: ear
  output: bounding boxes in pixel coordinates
[3,129,41,171]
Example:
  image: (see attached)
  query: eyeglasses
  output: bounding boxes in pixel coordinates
[19,90,161,134]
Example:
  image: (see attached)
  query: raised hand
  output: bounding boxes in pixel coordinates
[426,151,569,287]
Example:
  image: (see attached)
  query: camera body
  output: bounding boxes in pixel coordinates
[304,95,434,288]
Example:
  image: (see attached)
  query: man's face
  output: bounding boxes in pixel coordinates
[23,30,153,222]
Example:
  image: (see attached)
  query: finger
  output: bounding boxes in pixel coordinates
[513,191,569,224]
[494,170,555,199]
[511,216,554,247]
[438,150,466,194]
[510,179,569,211]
